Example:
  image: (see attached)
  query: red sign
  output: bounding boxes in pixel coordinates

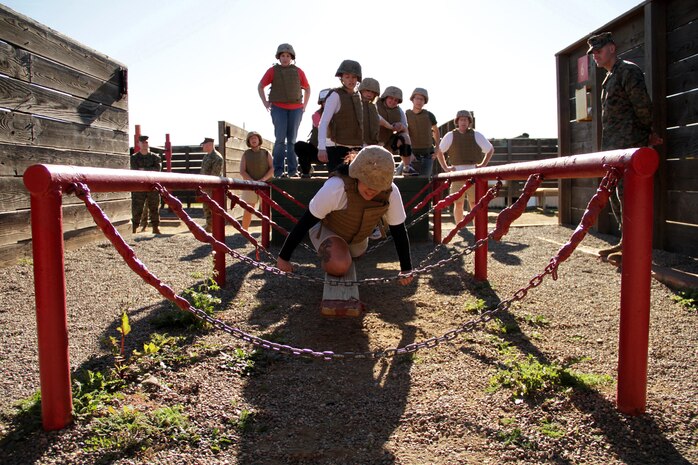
[577,55,589,83]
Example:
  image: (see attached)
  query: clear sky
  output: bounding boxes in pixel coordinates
[4,0,642,148]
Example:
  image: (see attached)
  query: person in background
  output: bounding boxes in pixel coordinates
[406,87,440,177]
[130,135,161,234]
[358,77,382,146]
[377,86,415,176]
[295,88,332,178]
[200,137,224,232]
[239,131,273,231]
[257,43,311,178]
[434,110,494,225]
[587,31,662,265]
[317,59,364,173]
[276,146,412,317]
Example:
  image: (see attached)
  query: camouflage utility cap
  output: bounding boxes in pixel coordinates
[586,32,614,54]
[200,137,214,145]
[138,135,149,142]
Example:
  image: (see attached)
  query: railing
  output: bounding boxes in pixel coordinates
[23,164,269,430]
[432,147,659,417]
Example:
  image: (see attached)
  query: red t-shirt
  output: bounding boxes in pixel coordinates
[260,66,310,110]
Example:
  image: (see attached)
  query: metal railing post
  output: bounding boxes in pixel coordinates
[616,147,659,415]
[30,186,73,430]
[474,178,489,281]
[213,186,226,286]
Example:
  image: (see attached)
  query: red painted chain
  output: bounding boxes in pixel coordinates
[403,178,438,211]
[255,188,298,224]
[227,191,289,237]
[433,178,475,212]
[268,182,307,210]
[442,180,502,244]
[411,179,451,214]
[490,174,543,241]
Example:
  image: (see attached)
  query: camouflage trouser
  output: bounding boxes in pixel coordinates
[132,191,160,227]
[608,178,624,230]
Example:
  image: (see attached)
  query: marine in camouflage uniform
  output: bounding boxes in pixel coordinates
[588,32,656,261]
[199,137,224,232]
[131,135,162,234]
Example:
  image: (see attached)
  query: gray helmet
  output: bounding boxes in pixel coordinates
[358,77,380,95]
[380,86,403,104]
[275,43,296,60]
[335,59,362,82]
[317,88,332,105]
[454,110,473,126]
[410,87,429,104]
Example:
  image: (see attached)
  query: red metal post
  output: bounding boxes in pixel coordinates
[261,185,271,249]
[433,179,444,244]
[165,134,172,172]
[616,147,659,415]
[30,186,73,430]
[473,179,488,281]
[213,186,226,286]
[134,124,141,152]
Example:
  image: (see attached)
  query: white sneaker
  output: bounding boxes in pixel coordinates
[369,226,382,240]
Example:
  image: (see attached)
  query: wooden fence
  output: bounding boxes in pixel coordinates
[556,0,698,256]
[0,4,129,266]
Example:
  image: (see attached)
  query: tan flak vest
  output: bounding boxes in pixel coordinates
[377,100,402,145]
[322,175,391,245]
[242,149,270,180]
[362,100,380,145]
[268,64,302,104]
[406,110,433,150]
[446,129,483,165]
[329,88,363,146]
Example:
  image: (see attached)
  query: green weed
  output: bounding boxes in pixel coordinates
[538,418,565,438]
[496,427,534,449]
[464,299,487,314]
[522,313,550,327]
[72,370,124,417]
[672,288,698,312]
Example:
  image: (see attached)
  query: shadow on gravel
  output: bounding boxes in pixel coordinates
[237,244,418,464]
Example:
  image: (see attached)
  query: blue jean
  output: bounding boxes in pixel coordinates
[270,105,303,176]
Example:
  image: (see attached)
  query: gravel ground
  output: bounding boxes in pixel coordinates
[0,214,697,465]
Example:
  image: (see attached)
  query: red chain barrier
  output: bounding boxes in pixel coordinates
[403,178,437,211]
[548,169,620,269]
[269,183,307,210]
[433,179,475,212]
[442,181,502,244]
[411,180,451,214]
[227,191,290,237]
[490,174,544,241]
[255,188,299,224]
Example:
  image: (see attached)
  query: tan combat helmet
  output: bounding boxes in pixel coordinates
[335,60,362,81]
[410,87,429,104]
[358,77,380,95]
[380,86,403,103]
[275,43,296,59]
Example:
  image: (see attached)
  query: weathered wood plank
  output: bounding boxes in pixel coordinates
[0,76,128,131]
[666,16,698,63]
[666,89,698,127]
[0,5,126,82]
[666,125,698,159]
[0,143,129,176]
[0,39,127,111]
[666,191,698,225]
[0,111,33,145]
[0,198,131,246]
[666,0,698,31]
[0,176,129,212]
[32,114,128,153]
[664,221,698,256]
[666,53,698,96]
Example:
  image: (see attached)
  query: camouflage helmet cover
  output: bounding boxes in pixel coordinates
[275,43,296,60]
[335,59,362,82]
[410,87,429,104]
[358,77,380,95]
[380,86,403,104]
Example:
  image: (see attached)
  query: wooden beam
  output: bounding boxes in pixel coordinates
[556,53,572,225]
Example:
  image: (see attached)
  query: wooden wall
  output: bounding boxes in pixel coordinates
[556,0,698,256]
[0,5,129,266]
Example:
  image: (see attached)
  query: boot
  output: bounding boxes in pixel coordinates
[598,242,622,258]
[132,223,138,233]
[152,225,161,235]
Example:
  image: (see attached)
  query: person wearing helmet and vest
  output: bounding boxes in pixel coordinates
[277,145,413,317]
[239,131,273,231]
[257,43,311,178]
[377,86,415,176]
[406,87,440,177]
[435,110,494,225]
[358,77,383,146]
[317,59,365,173]
[294,88,332,178]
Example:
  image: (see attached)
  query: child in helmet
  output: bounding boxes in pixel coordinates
[406,87,440,177]
[257,43,311,178]
[377,86,415,176]
[317,59,365,173]
[434,110,494,225]
[277,145,413,317]
[358,77,382,146]
[239,131,274,230]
